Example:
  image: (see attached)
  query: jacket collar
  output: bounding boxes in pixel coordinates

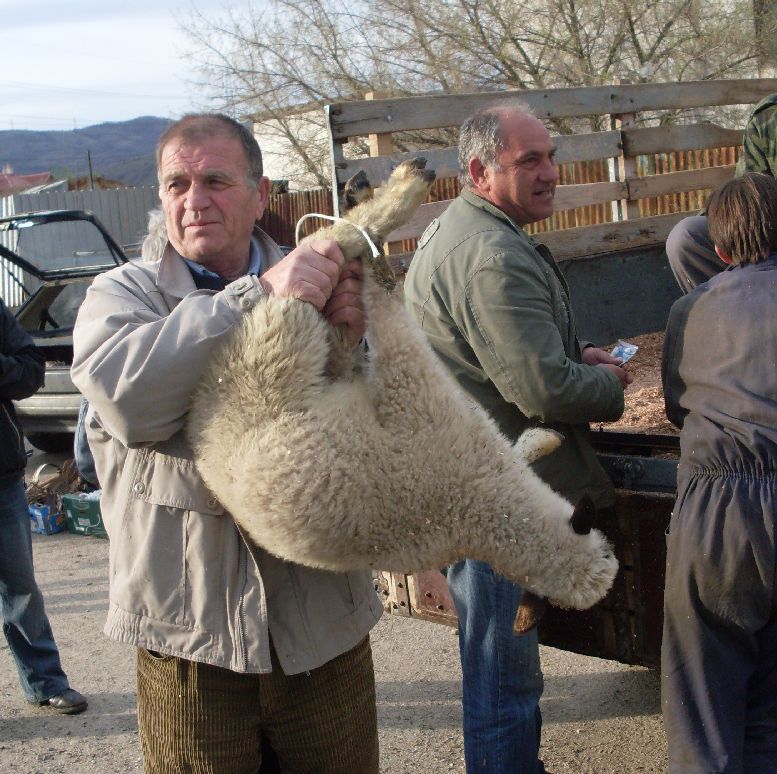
[151,226,285,300]
[460,189,543,243]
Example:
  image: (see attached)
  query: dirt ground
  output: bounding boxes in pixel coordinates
[2,475,667,774]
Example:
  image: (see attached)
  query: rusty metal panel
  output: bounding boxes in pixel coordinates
[538,492,672,667]
[408,570,457,627]
[378,489,673,668]
[375,571,412,617]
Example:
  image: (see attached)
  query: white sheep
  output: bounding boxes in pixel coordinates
[187,159,618,611]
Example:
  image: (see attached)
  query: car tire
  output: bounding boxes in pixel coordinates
[26,432,75,454]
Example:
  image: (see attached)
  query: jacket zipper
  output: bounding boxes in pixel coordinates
[236,537,248,671]
[2,402,23,452]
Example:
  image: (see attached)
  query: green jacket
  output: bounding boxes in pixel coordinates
[404,190,624,508]
[735,93,777,176]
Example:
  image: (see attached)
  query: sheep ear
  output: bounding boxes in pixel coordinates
[570,494,595,535]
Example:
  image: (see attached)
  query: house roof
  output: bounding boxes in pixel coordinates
[0,171,53,195]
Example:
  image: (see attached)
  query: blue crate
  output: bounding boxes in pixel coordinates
[29,504,67,535]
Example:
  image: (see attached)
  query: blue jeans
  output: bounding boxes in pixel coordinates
[74,397,99,488]
[0,477,69,701]
[447,559,545,774]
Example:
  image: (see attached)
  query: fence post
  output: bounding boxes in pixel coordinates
[365,92,404,255]
[609,81,641,223]
[366,91,394,159]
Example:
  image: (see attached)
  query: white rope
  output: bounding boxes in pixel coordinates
[294,213,382,259]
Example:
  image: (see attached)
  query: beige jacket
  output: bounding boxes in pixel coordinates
[71,228,382,674]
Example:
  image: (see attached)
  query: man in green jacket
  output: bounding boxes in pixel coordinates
[404,103,630,773]
[666,93,777,292]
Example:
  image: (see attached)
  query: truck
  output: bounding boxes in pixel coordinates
[322,77,777,668]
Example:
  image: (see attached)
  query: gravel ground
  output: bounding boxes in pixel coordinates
[2,450,667,774]
[1,526,667,773]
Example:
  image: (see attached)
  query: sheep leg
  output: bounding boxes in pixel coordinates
[303,158,435,280]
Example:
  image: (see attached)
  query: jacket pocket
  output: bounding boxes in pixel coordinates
[131,448,224,515]
[114,448,227,630]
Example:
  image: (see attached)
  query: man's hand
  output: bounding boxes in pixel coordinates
[582,346,619,367]
[259,240,345,310]
[323,260,366,349]
[582,346,634,390]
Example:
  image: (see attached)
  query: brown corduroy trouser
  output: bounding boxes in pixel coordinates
[136,636,379,774]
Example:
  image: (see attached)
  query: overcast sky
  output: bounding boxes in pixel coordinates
[1,0,244,132]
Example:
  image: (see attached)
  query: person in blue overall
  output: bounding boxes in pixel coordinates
[661,171,777,772]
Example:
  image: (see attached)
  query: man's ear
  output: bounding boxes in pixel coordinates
[255,176,271,220]
[469,157,489,193]
[714,245,733,265]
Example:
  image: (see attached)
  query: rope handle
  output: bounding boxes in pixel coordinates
[294,213,382,259]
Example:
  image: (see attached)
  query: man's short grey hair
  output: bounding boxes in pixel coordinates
[156,113,264,188]
[458,102,536,188]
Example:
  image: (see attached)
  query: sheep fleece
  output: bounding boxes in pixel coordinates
[187,159,618,611]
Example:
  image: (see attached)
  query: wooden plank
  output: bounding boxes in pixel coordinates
[335,148,459,187]
[627,165,735,200]
[366,92,394,158]
[386,212,688,273]
[613,109,641,220]
[386,200,450,243]
[540,212,688,260]
[326,104,346,217]
[332,123,740,190]
[386,168,719,242]
[555,130,623,165]
[555,180,628,211]
[386,178,627,242]
[364,92,406,256]
[327,79,777,139]
[623,124,743,156]
[334,131,623,186]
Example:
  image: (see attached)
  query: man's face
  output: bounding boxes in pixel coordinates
[158,133,269,274]
[472,112,559,226]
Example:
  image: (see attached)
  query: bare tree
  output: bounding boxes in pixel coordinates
[182,0,765,187]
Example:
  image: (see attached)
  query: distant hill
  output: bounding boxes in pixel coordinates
[0,116,173,188]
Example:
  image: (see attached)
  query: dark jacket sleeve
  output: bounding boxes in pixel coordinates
[0,299,45,401]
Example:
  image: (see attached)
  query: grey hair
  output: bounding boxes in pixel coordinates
[458,101,536,188]
[156,113,263,188]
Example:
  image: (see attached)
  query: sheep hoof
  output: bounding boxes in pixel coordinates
[393,156,436,185]
[342,170,373,210]
[570,493,596,535]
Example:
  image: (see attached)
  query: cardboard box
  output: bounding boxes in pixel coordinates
[29,504,67,535]
[62,493,108,539]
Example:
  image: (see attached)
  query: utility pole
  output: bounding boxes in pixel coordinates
[87,150,95,191]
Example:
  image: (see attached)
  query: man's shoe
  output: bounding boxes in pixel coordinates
[39,688,88,715]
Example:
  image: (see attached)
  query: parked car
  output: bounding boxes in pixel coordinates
[0,209,129,452]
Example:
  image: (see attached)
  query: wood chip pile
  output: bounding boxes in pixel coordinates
[596,331,677,436]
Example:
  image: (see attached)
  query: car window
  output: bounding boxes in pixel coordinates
[13,219,119,275]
